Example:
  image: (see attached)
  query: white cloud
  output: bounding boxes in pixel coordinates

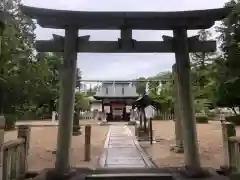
[23,0,229,81]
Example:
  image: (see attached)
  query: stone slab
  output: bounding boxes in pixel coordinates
[107,148,140,157]
[100,125,156,168]
[105,164,147,168]
[106,158,145,165]
[106,157,143,161]
[108,145,135,148]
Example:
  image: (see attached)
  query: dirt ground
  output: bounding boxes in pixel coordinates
[4,120,109,171]
[5,119,239,171]
[138,120,240,169]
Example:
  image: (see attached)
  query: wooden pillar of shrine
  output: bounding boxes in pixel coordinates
[55,27,78,173]
[171,64,184,153]
[173,28,201,170]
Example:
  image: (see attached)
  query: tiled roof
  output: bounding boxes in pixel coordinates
[95,83,139,97]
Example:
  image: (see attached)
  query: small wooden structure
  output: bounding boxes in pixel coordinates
[133,94,156,143]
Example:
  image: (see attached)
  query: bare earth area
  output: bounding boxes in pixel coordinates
[137,120,240,169]
[4,120,108,171]
[5,119,240,171]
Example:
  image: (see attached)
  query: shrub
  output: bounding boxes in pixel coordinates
[206,110,217,120]
[195,114,209,124]
[153,115,162,120]
[225,115,240,126]
[4,114,17,131]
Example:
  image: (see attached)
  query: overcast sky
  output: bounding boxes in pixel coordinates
[22,0,229,81]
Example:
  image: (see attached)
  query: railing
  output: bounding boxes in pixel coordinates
[221,121,240,171]
[1,116,30,180]
[82,112,93,119]
[228,136,240,171]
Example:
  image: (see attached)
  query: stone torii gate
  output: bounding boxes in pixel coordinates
[21,5,230,175]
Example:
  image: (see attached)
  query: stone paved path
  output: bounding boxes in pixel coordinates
[100,125,155,168]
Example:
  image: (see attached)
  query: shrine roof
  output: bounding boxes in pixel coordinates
[21,5,232,30]
[102,81,132,85]
[93,96,139,100]
[93,83,139,99]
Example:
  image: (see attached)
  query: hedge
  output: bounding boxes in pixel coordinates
[195,114,209,124]
[4,114,17,131]
[225,115,240,126]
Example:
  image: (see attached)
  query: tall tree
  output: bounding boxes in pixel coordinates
[0,0,36,114]
[216,0,240,113]
[148,72,173,111]
[76,68,82,91]
[135,77,147,95]
[190,30,218,112]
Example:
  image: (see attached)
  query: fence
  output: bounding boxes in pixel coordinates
[221,121,240,172]
[228,136,240,171]
[80,111,175,120]
[154,111,174,120]
[1,116,30,180]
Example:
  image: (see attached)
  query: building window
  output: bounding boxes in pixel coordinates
[106,87,108,94]
[122,87,124,94]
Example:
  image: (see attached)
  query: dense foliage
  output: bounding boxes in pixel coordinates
[135,1,240,116]
[215,0,240,112]
[0,0,88,124]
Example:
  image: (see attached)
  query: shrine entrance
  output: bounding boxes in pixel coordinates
[21,5,231,176]
[91,80,139,122]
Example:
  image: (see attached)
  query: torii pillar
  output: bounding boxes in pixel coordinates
[171,64,184,153]
[55,27,78,173]
[0,20,4,59]
[173,28,201,170]
[0,20,4,114]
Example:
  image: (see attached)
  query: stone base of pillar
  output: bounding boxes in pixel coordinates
[44,168,77,180]
[178,166,212,178]
[219,165,233,176]
[170,145,184,153]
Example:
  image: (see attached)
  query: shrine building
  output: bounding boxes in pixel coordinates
[91,81,139,122]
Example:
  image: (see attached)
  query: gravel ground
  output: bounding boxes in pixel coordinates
[135,120,240,169]
[5,119,239,171]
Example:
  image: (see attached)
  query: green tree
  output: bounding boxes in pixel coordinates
[216,0,240,113]
[76,68,82,91]
[86,85,98,96]
[75,92,89,111]
[148,72,173,111]
[135,77,147,95]
[190,30,219,113]
[0,0,36,114]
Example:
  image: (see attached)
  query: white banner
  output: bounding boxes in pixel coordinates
[126,106,131,113]
[104,106,110,113]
